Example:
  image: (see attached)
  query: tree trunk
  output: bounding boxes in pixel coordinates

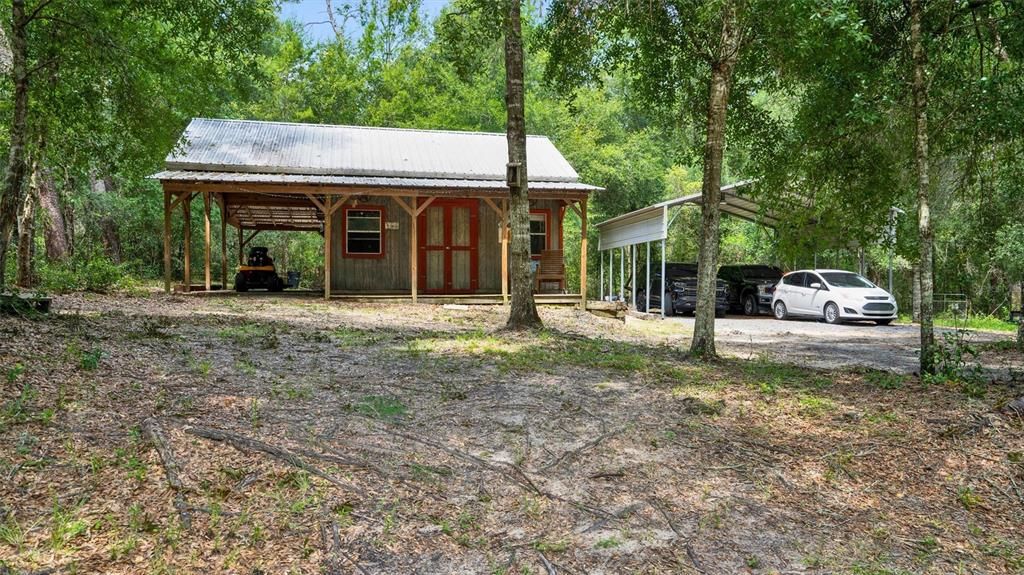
[910,0,935,375]
[912,264,922,322]
[15,165,37,287]
[0,0,30,288]
[504,0,541,330]
[1013,282,1023,350]
[690,2,740,359]
[36,169,69,261]
[92,175,123,263]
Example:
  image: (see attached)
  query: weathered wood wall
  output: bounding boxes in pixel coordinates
[331,197,564,293]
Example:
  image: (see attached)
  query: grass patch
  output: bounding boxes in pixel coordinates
[217,323,279,348]
[352,395,407,420]
[901,313,1018,333]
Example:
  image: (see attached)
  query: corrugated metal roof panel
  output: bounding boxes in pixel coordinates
[165,118,582,183]
[152,170,600,192]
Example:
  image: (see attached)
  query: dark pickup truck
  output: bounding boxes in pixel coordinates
[717,264,783,315]
[636,263,729,317]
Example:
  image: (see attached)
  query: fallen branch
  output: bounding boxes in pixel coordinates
[320,509,370,575]
[538,550,557,575]
[141,418,192,529]
[184,425,362,495]
[541,427,624,471]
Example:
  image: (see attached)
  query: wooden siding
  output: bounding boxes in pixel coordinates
[331,197,565,292]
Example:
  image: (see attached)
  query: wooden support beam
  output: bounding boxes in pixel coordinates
[501,199,509,305]
[203,192,212,291]
[169,191,192,213]
[241,229,261,249]
[219,195,228,289]
[409,197,418,303]
[183,193,191,293]
[324,196,332,300]
[482,197,502,216]
[303,192,325,213]
[579,198,588,310]
[238,227,245,266]
[327,194,350,217]
[163,189,172,293]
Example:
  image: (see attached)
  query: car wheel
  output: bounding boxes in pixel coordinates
[875,319,893,326]
[663,291,674,316]
[773,301,788,320]
[743,294,757,316]
[824,302,842,324]
[715,309,726,318]
[636,290,647,312]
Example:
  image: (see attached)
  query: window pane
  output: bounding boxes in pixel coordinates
[348,236,381,254]
[529,219,545,234]
[348,217,380,232]
[530,234,545,255]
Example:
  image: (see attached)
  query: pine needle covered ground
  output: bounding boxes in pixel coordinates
[1,294,1022,574]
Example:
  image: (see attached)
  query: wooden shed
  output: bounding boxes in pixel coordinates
[153,118,598,305]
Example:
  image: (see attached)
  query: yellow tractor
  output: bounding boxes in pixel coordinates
[234,247,285,292]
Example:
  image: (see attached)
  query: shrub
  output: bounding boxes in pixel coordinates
[38,256,137,295]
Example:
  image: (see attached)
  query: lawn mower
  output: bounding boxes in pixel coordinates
[234,246,285,292]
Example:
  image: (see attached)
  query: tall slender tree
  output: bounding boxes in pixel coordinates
[504,0,541,329]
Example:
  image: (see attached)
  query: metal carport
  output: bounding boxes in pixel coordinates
[594,180,785,316]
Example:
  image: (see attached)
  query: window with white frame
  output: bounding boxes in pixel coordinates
[345,208,383,256]
[529,212,547,257]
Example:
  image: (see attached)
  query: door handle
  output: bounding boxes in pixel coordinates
[445,247,451,250]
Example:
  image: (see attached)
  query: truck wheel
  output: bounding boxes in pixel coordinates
[663,291,674,316]
[636,290,647,313]
[743,294,758,316]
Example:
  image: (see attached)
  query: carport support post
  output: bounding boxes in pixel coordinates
[410,197,418,304]
[619,246,624,302]
[324,196,333,300]
[660,239,666,318]
[163,190,171,293]
[183,194,191,293]
[599,249,604,300]
[608,250,613,300]
[203,191,212,292]
[645,242,650,314]
[631,244,636,310]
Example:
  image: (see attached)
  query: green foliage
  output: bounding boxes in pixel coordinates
[38,255,138,295]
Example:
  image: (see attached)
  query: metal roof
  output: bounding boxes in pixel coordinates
[596,181,785,250]
[153,170,599,192]
[165,118,583,182]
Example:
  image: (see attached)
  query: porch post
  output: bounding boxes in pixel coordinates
[203,191,212,291]
[220,196,228,289]
[410,197,418,303]
[660,239,666,318]
[578,197,587,310]
[163,190,171,293]
[501,199,509,305]
[183,193,191,293]
[631,244,636,310]
[645,242,651,314]
[599,250,604,300]
[238,226,245,265]
[324,196,332,300]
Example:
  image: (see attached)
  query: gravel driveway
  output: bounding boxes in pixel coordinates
[662,315,1019,376]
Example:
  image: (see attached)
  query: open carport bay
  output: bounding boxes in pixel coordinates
[657,315,1021,376]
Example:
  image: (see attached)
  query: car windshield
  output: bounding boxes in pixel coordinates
[821,272,875,288]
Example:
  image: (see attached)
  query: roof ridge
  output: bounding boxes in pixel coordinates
[191,117,553,140]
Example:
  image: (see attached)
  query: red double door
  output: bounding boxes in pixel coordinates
[418,199,479,294]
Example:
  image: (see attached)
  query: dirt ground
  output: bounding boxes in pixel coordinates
[2,294,1023,574]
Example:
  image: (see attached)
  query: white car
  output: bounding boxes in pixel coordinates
[771,269,898,325]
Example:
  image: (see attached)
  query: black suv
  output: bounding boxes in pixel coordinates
[717,264,783,315]
[636,263,729,317]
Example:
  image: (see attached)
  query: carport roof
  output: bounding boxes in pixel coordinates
[595,180,789,250]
